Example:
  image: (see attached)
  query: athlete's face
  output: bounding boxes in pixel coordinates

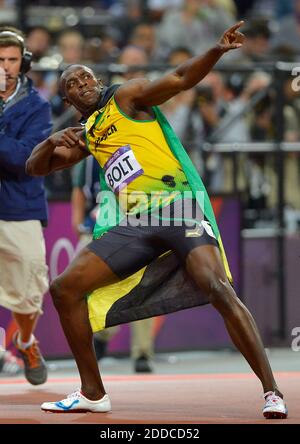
[61,66,103,114]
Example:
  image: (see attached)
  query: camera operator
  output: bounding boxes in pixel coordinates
[0,27,52,384]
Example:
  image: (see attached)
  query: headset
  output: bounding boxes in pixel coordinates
[0,30,32,74]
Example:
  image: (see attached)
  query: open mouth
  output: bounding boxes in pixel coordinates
[81,90,94,97]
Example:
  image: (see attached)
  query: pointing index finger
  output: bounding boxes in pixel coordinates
[226,20,245,34]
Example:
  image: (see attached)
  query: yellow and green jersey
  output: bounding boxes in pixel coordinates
[85,96,191,214]
[84,92,233,332]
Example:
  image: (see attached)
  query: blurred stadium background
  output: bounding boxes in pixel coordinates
[1,0,300,360]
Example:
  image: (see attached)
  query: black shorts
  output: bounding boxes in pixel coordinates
[87,199,219,279]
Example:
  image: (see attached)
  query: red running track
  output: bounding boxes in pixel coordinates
[0,372,299,424]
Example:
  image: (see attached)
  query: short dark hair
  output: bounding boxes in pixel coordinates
[0,26,25,53]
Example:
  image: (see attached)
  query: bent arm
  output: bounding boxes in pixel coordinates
[118,47,225,107]
[26,137,89,176]
[116,21,244,108]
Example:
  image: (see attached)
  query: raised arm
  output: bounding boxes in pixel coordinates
[116,21,245,109]
[26,127,89,176]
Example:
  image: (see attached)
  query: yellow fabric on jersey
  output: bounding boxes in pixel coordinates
[85,96,191,214]
[84,94,234,332]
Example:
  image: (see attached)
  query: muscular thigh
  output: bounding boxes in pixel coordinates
[86,225,167,280]
[185,243,229,293]
[56,247,120,295]
[153,198,219,266]
[57,224,166,295]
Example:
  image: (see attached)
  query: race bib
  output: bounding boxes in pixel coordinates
[103,145,144,193]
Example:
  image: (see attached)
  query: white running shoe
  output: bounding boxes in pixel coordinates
[41,390,111,413]
[263,391,288,419]
[0,350,23,375]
